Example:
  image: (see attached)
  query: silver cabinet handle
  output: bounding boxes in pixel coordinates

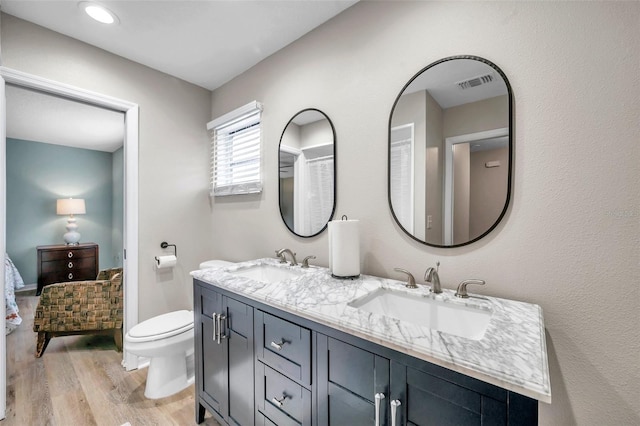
[67,251,73,258]
[270,340,285,351]
[68,273,73,280]
[212,312,218,342]
[375,393,385,426]
[271,394,287,407]
[68,261,74,268]
[390,399,401,426]
[217,314,227,344]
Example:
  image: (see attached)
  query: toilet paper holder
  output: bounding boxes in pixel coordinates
[155,241,177,265]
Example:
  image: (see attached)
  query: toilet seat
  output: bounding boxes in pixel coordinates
[127,310,193,343]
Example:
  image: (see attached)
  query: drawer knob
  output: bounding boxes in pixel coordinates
[68,252,74,258]
[271,394,287,408]
[68,262,74,268]
[270,340,286,351]
[68,273,73,280]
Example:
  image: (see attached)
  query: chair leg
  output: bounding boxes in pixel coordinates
[114,328,123,352]
[35,332,51,358]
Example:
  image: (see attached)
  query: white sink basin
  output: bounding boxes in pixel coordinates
[348,288,492,340]
[230,264,304,284]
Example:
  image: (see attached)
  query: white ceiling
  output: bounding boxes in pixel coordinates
[1,0,357,91]
[1,0,356,151]
[6,85,125,152]
[404,58,508,109]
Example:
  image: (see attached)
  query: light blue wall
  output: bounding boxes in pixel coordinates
[6,138,120,284]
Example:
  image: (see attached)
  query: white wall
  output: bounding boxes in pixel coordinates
[210,2,639,425]
[0,14,213,321]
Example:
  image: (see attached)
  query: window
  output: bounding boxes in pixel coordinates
[207,101,263,196]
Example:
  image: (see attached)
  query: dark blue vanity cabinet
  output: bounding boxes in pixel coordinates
[194,280,538,426]
[195,283,255,426]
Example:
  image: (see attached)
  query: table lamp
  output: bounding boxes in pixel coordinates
[56,198,86,245]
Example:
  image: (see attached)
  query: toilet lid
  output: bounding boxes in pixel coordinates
[127,310,193,342]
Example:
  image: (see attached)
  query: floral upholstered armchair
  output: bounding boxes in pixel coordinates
[33,267,123,357]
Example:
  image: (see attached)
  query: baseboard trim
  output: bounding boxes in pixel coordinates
[15,284,37,294]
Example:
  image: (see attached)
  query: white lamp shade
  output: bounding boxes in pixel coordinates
[57,198,86,215]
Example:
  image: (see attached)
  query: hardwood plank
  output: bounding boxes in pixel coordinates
[5,293,55,425]
[6,293,221,426]
[43,340,97,426]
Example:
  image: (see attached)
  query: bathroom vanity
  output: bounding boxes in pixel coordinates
[192,259,550,426]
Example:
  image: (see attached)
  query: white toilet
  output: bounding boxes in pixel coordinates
[124,259,234,399]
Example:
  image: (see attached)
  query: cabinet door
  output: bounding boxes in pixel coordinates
[391,363,508,426]
[226,297,255,426]
[317,336,389,426]
[197,286,228,420]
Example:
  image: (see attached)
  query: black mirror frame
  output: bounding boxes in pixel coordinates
[278,108,337,238]
[387,55,514,248]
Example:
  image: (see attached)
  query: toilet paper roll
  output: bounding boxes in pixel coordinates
[156,255,177,269]
[329,219,360,278]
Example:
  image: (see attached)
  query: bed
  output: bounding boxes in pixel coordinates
[5,253,25,334]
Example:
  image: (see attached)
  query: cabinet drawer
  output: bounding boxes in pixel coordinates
[257,311,311,385]
[40,268,97,285]
[40,247,95,261]
[41,256,96,273]
[258,363,311,426]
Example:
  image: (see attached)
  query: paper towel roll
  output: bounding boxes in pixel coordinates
[329,219,360,278]
[156,255,177,269]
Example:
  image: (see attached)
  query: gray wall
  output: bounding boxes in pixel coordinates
[1,13,213,321]
[208,2,639,425]
[6,138,116,284]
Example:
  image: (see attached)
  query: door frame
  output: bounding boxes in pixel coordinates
[443,127,508,245]
[0,67,140,418]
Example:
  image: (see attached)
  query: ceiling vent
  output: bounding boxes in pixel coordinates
[456,73,495,90]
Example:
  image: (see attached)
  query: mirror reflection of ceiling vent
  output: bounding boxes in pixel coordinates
[456,73,495,90]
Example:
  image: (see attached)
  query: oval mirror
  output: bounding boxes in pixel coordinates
[389,56,512,247]
[279,109,336,237]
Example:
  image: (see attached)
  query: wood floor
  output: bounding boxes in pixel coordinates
[4,292,220,426]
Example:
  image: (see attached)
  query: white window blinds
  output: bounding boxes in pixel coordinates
[207,101,263,196]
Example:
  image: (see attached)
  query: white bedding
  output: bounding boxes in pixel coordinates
[5,254,25,334]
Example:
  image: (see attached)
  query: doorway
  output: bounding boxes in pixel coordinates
[0,67,140,419]
[443,127,509,245]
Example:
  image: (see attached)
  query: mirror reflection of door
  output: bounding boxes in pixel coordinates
[279,109,336,237]
[389,56,512,247]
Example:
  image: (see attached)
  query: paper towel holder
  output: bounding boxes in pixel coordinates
[155,241,177,264]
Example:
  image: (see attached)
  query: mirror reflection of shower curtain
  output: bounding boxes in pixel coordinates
[293,152,306,235]
[303,155,334,235]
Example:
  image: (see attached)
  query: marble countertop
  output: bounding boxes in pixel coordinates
[191,258,551,403]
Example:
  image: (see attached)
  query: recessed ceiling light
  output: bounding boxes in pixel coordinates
[79,2,119,25]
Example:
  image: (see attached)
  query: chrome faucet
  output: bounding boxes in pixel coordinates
[455,279,485,298]
[301,255,316,268]
[394,268,417,289]
[276,248,298,266]
[424,261,442,294]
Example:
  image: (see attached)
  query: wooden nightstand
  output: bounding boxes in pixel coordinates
[36,243,99,295]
